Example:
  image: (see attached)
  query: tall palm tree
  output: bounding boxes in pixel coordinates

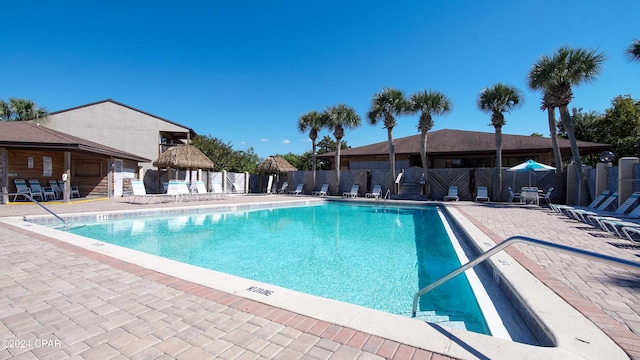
[0,97,48,122]
[408,90,452,198]
[477,83,522,202]
[539,92,563,172]
[626,39,640,62]
[325,104,361,192]
[366,87,408,193]
[529,46,605,204]
[298,110,327,190]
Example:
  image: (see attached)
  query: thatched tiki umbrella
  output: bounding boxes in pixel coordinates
[256,156,297,193]
[153,145,214,185]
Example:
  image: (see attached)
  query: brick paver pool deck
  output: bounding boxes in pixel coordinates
[0,195,638,359]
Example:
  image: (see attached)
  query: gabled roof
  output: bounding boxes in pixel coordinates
[49,99,197,137]
[0,121,151,162]
[319,129,611,157]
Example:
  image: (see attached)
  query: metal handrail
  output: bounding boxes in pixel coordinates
[411,235,640,318]
[8,192,68,228]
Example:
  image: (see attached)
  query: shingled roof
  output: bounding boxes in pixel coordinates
[0,121,151,162]
[318,129,611,157]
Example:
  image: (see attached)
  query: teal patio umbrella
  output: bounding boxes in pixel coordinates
[507,159,556,187]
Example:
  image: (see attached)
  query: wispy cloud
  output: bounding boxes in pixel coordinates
[281,139,290,144]
[260,138,269,142]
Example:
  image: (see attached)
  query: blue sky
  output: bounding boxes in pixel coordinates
[3,1,639,159]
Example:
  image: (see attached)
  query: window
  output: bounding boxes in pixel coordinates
[73,161,102,177]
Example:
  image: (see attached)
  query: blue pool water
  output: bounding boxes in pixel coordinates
[67,202,490,334]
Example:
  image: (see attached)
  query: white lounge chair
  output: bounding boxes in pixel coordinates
[366,185,382,199]
[129,180,166,204]
[476,186,490,202]
[584,192,640,226]
[212,182,227,199]
[550,190,610,215]
[288,184,304,195]
[194,181,213,201]
[167,180,191,202]
[312,183,329,196]
[566,192,619,222]
[443,186,459,201]
[342,185,359,198]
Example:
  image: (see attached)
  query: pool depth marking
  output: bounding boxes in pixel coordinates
[247,286,275,296]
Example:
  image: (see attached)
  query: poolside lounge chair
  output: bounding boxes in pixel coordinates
[584,192,640,226]
[167,180,191,202]
[508,187,521,203]
[366,185,382,199]
[194,181,213,201]
[476,186,490,202]
[312,183,330,196]
[621,226,640,242]
[342,185,359,198]
[212,182,227,199]
[566,192,619,222]
[288,183,304,195]
[12,179,32,202]
[550,190,610,215]
[277,182,288,194]
[129,180,167,204]
[443,186,459,201]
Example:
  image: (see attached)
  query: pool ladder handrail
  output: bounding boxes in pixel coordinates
[11,192,68,229]
[411,235,640,318]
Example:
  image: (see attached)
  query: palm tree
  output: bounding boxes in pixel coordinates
[408,90,452,198]
[626,39,640,62]
[538,92,563,173]
[529,46,605,204]
[325,104,361,191]
[298,110,327,190]
[477,83,522,202]
[0,97,48,122]
[366,87,408,193]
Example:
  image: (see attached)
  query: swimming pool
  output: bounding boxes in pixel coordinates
[66,202,492,334]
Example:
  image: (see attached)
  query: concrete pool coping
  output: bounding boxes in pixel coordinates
[1,197,628,359]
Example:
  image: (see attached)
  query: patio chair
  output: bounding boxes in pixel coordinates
[443,186,459,201]
[312,183,330,196]
[288,183,304,195]
[28,179,50,201]
[277,182,289,194]
[12,179,32,202]
[48,180,63,199]
[366,185,382,199]
[508,187,521,203]
[342,185,359,198]
[58,180,80,198]
[475,186,490,202]
[538,187,554,204]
